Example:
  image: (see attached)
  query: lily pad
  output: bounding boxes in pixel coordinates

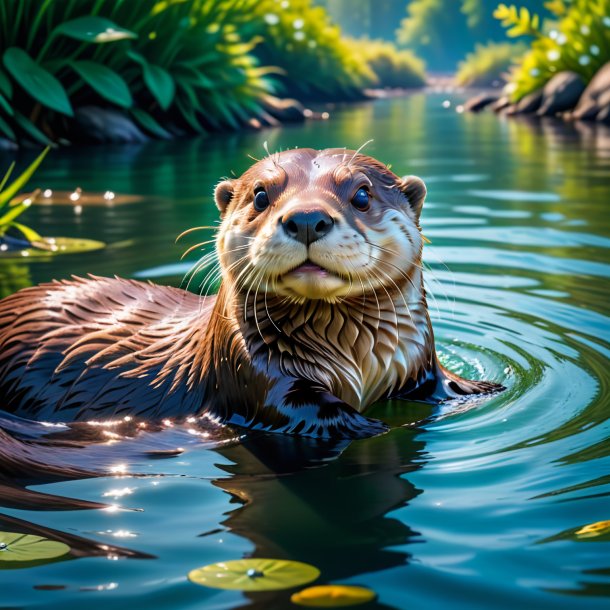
[0,532,70,563]
[188,558,320,591]
[291,585,376,607]
[575,520,610,539]
[0,237,106,259]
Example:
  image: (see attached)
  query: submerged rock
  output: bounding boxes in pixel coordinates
[73,106,149,144]
[573,62,610,120]
[261,95,306,123]
[507,89,543,115]
[538,71,586,116]
[491,96,511,113]
[464,94,499,113]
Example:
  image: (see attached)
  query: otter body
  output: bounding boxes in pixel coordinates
[0,149,501,438]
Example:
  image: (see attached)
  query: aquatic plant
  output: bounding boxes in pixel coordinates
[0,147,48,247]
[248,0,374,100]
[0,0,274,143]
[494,0,610,100]
[0,531,70,564]
[347,39,426,89]
[456,41,527,87]
[188,558,320,591]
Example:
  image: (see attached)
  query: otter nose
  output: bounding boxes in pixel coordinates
[281,209,334,246]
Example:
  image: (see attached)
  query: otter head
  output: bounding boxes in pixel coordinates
[215,148,426,303]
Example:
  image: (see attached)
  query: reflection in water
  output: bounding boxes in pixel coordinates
[212,414,430,608]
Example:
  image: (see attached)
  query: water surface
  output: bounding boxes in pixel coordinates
[1,94,609,609]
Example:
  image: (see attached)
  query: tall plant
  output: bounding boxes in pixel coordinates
[0,0,274,143]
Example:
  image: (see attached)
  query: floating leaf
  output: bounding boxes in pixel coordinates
[188,558,320,591]
[70,61,132,108]
[291,585,377,607]
[575,520,610,539]
[3,48,73,116]
[0,532,70,563]
[0,237,106,259]
[53,17,136,43]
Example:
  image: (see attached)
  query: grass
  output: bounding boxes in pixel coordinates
[0,147,49,247]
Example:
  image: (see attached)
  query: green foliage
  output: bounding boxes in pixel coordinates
[347,39,426,89]
[494,3,541,37]
[0,0,274,143]
[456,41,527,87]
[496,0,610,100]
[395,0,547,71]
[0,147,49,244]
[248,0,374,100]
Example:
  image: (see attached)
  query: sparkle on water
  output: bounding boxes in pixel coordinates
[0,93,608,609]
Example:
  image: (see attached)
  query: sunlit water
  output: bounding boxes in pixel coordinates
[1,93,609,609]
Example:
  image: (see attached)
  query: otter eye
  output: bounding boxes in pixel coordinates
[253,188,270,212]
[351,187,370,211]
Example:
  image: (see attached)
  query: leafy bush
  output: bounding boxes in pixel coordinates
[456,41,527,87]
[0,0,275,144]
[495,0,610,101]
[347,39,426,89]
[247,0,374,101]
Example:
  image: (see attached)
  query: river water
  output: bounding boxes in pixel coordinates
[1,93,609,609]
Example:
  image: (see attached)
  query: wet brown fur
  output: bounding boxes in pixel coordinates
[0,148,502,441]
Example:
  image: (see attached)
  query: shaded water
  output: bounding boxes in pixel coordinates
[1,94,609,609]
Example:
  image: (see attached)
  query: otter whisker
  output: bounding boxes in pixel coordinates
[175,226,219,243]
[347,139,374,167]
[365,254,415,326]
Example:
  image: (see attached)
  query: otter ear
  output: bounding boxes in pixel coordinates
[214,180,235,217]
[398,175,426,221]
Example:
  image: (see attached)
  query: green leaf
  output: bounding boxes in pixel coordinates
[3,48,73,116]
[0,195,36,226]
[0,68,12,98]
[0,116,15,144]
[0,147,49,208]
[188,559,320,591]
[130,108,172,138]
[53,16,136,43]
[0,532,70,563]
[13,112,52,145]
[0,162,14,191]
[0,92,13,116]
[10,222,43,244]
[128,52,175,110]
[143,63,175,110]
[70,61,132,108]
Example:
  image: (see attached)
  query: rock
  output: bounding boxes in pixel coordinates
[506,89,543,115]
[491,96,511,113]
[537,71,586,116]
[73,106,149,144]
[463,94,499,113]
[261,95,306,122]
[573,61,610,120]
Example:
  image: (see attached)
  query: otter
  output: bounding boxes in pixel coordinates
[0,148,501,439]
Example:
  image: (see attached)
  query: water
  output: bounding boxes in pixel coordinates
[1,93,609,609]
